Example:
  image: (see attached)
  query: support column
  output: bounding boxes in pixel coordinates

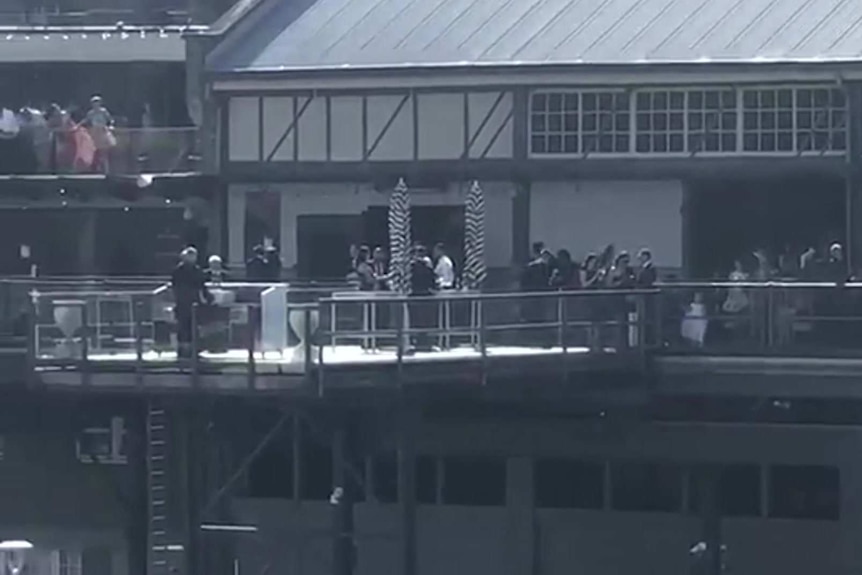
[681,183,695,278]
[505,457,535,575]
[185,408,206,575]
[332,414,355,575]
[695,465,723,575]
[512,182,530,267]
[846,82,862,276]
[397,406,418,575]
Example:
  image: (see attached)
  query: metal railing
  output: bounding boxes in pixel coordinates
[4,126,199,176]
[14,280,862,389]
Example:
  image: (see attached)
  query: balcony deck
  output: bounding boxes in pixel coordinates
[4,278,862,395]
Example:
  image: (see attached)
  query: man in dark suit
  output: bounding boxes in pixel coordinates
[636,248,657,287]
[171,246,212,358]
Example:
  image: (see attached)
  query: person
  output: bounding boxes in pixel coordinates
[246,245,268,281]
[371,247,392,291]
[635,248,657,288]
[409,245,437,351]
[521,247,553,291]
[354,246,376,291]
[607,252,635,289]
[433,243,455,290]
[171,246,213,358]
[82,95,115,173]
[550,249,579,289]
[205,254,228,283]
[262,241,282,281]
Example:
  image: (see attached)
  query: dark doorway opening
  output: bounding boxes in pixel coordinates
[688,175,845,279]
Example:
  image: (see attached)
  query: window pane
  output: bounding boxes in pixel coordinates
[611,462,683,512]
[534,458,604,509]
[769,465,840,520]
[689,464,761,517]
[442,456,507,506]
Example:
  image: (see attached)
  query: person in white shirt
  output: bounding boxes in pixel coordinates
[433,243,455,290]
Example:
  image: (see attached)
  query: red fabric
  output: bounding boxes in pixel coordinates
[70,125,95,172]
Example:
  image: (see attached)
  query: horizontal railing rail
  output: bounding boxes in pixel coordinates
[2,126,199,176]
[12,280,862,390]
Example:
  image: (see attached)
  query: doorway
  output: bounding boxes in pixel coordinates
[296,214,362,280]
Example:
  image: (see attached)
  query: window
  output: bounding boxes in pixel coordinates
[530,91,630,155]
[611,461,683,512]
[51,550,82,575]
[371,453,398,503]
[688,464,762,517]
[686,89,738,153]
[529,84,847,158]
[416,455,438,504]
[441,455,507,506]
[796,88,847,152]
[636,90,686,153]
[534,458,604,509]
[769,465,840,520]
[742,88,794,152]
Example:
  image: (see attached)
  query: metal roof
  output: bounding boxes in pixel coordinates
[208,0,862,74]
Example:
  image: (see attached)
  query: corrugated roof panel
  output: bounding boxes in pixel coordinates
[578,0,682,61]
[751,0,839,59]
[209,0,862,73]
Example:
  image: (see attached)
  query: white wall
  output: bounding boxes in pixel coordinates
[529,180,683,269]
[227,183,514,269]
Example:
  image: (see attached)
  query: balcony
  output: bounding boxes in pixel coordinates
[0,1,190,26]
[0,279,859,392]
[0,127,200,177]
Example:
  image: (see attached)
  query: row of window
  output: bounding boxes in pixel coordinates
[529,86,847,156]
[248,445,840,521]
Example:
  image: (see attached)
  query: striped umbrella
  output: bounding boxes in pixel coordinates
[463,180,487,290]
[388,178,412,293]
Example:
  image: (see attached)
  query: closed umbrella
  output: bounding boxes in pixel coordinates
[463,180,487,290]
[388,178,412,293]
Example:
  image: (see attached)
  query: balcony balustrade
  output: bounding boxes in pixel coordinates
[0,279,852,390]
[0,127,200,176]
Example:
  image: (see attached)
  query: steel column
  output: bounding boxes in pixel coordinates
[397,406,418,575]
[332,414,355,575]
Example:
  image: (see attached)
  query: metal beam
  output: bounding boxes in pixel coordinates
[266,96,313,162]
[331,417,355,575]
[200,411,290,518]
[463,91,506,159]
[365,93,411,161]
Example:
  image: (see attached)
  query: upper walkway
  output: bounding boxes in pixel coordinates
[4,277,862,394]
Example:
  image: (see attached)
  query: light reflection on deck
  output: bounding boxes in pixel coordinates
[41,344,598,371]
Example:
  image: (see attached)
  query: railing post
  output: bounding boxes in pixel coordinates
[134,297,144,387]
[191,303,200,388]
[80,301,91,387]
[479,297,487,385]
[247,304,256,391]
[26,292,36,386]
[396,300,405,380]
[317,303,326,397]
[559,293,568,383]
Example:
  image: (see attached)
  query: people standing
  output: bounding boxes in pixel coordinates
[171,246,213,358]
[433,243,455,290]
[409,245,437,352]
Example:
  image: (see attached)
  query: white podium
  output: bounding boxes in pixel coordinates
[260,285,288,353]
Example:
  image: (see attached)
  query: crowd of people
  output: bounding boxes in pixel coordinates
[0,95,164,174]
[520,241,657,292]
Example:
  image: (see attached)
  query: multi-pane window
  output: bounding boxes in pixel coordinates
[635,91,686,153]
[530,91,629,155]
[795,88,847,152]
[529,85,847,157]
[687,89,738,153]
[742,88,794,152]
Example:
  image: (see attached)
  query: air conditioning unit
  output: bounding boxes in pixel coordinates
[76,417,127,465]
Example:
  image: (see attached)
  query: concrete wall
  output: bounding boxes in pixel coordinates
[229,419,860,575]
